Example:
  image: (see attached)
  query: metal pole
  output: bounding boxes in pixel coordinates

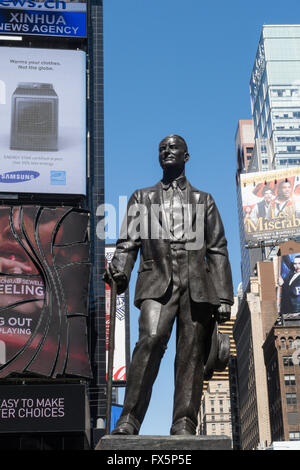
[106,279,117,434]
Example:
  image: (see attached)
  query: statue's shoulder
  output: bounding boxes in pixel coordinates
[130,182,161,198]
[187,181,210,199]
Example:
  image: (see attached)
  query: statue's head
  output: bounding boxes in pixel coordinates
[158,134,189,171]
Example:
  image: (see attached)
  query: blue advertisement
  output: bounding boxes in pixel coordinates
[0,1,87,38]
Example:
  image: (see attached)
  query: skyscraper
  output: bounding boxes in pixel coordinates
[249,25,300,172]
[86,0,106,433]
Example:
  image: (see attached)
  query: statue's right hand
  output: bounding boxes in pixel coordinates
[102,264,128,294]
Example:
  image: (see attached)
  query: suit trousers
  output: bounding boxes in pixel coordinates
[115,246,214,434]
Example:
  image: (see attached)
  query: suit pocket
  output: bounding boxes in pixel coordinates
[138,259,153,273]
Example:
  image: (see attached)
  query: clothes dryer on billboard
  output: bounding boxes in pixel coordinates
[0,46,86,196]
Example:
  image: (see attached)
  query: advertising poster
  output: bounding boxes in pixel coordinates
[0,46,86,196]
[241,167,300,245]
[105,246,129,385]
[274,252,300,321]
[0,0,87,38]
[0,384,88,434]
[0,205,91,378]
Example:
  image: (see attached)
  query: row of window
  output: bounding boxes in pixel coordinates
[284,374,296,386]
[277,158,300,166]
[275,125,300,130]
[277,136,300,142]
[270,88,300,98]
[283,356,299,367]
[286,393,297,406]
[273,111,300,119]
[280,337,300,349]
[290,432,300,440]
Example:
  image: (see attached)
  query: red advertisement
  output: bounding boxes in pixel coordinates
[105,246,128,384]
[0,205,91,378]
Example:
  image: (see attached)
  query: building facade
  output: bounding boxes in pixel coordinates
[198,304,237,444]
[199,381,232,440]
[233,270,275,449]
[250,25,300,172]
[86,0,107,434]
[263,323,300,442]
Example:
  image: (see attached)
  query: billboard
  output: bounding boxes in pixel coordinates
[105,246,129,385]
[0,0,87,38]
[274,252,300,321]
[0,384,89,434]
[0,46,86,196]
[241,167,300,245]
[0,205,92,378]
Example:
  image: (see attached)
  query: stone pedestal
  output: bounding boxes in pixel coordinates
[95,435,231,451]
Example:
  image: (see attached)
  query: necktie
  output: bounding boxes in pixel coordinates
[170,180,184,239]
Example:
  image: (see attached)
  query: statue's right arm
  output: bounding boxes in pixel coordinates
[103,191,141,294]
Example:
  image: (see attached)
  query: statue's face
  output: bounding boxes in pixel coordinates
[159,136,189,170]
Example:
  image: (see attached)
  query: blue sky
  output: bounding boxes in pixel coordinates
[103,0,300,435]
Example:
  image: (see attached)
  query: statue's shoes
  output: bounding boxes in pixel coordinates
[111,423,137,435]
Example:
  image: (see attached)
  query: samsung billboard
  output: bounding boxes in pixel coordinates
[0,46,86,196]
[0,0,87,38]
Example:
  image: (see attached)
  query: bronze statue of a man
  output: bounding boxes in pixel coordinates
[104,135,233,435]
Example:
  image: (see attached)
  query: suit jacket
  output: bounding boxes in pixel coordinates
[111,179,234,309]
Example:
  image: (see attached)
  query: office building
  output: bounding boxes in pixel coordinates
[262,240,300,443]
[233,260,279,449]
[86,0,106,433]
[263,322,300,442]
[249,25,300,172]
[235,119,255,174]
[198,303,237,443]
[199,381,232,440]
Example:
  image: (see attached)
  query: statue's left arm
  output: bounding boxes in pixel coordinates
[205,193,234,322]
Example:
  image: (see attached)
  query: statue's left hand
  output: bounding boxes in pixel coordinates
[216,303,231,324]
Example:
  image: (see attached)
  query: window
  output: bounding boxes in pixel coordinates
[281,338,286,349]
[289,432,300,441]
[284,374,296,386]
[283,356,294,367]
[286,393,297,405]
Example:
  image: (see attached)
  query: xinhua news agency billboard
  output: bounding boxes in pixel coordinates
[0,46,86,196]
[241,167,300,245]
[0,0,87,38]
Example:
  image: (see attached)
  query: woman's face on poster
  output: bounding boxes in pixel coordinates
[0,207,64,313]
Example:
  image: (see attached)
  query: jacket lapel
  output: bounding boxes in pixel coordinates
[147,182,170,237]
